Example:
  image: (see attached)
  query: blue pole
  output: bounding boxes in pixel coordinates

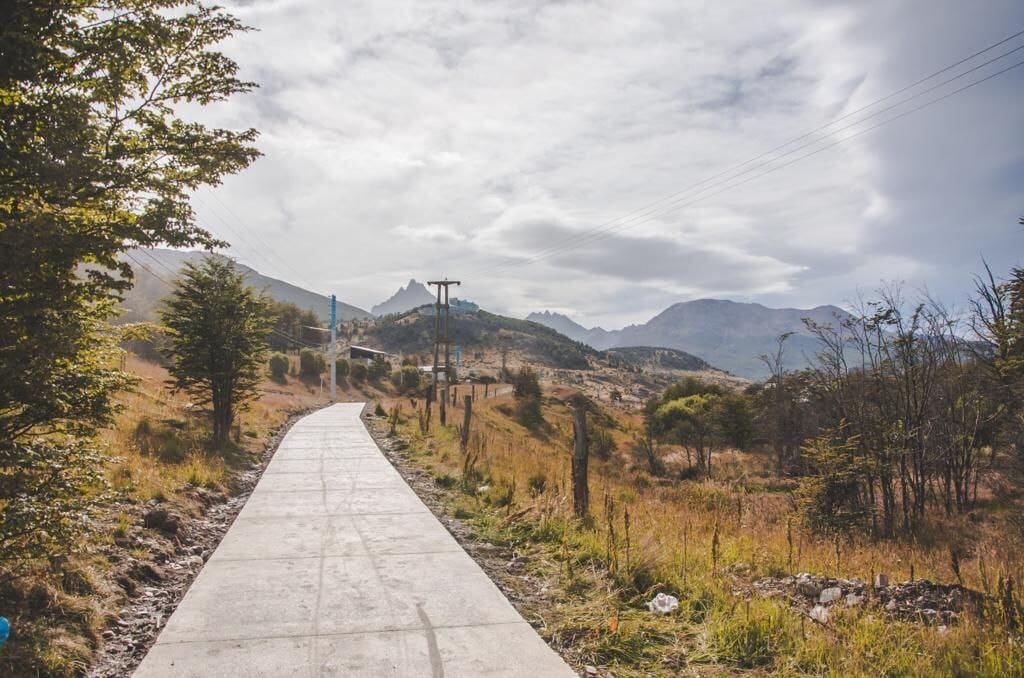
[330,295,337,400]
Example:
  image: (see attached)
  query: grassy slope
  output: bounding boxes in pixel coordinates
[0,354,337,677]
[374,389,1024,676]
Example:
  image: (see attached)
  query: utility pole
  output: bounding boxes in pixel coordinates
[427,278,460,426]
[329,294,337,401]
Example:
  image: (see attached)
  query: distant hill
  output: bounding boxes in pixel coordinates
[527,300,851,379]
[372,279,435,316]
[602,346,711,373]
[116,249,370,323]
[364,308,599,370]
[526,311,613,348]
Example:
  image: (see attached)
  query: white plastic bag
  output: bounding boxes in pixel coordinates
[647,592,679,614]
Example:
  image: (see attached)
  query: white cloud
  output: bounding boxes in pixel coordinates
[185,0,1024,326]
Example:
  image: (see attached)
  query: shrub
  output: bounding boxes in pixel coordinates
[589,426,616,461]
[368,358,390,382]
[335,357,349,378]
[133,417,189,463]
[515,396,544,429]
[350,362,368,383]
[512,366,542,399]
[528,472,547,496]
[299,348,326,377]
[797,431,872,534]
[374,401,387,416]
[435,474,457,489]
[391,364,421,393]
[268,352,289,381]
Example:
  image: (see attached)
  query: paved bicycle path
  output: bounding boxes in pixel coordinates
[134,403,575,677]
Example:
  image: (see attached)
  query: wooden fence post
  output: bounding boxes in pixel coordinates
[461,395,472,452]
[571,405,589,519]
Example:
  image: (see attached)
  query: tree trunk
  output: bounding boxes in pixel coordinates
[572,406,589,519]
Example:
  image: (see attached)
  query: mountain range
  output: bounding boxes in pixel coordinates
[121,252,844,379]
[117,249,370,323]
[527,299,851,378]
[371,279,435,316]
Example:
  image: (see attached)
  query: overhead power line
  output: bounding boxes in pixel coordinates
[193,190,325,295]
[124,251,176,288]
[124,251,323,350]
[492,55,1024,275]
[480,27,1024,277]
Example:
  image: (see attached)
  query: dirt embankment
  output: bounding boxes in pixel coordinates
[88,407,319,678]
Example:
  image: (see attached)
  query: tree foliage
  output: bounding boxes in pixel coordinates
[268,300,322,351]
[0,1,257,567]
[160,259,271,445]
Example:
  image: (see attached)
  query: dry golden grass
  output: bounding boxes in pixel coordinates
[382,388,1024,676]
[99,354,328,502]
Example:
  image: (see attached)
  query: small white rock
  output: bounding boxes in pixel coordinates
[809,604,830,623]
[845,593,864,607]
[819,587,842,604]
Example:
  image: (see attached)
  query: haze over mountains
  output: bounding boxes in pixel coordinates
[371,279,435,316]
[121,251,847,379]
[528,300,851,378]
[118,249,370,323]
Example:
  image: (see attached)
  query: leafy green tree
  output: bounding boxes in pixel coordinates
[714,392,755,450]
[350,362,368,383]
[160,259,272,445]
[662,376,723,401]
[335,357,350,378]
[269,352,289,381]
[972,236,1024,464]
[656,394,719,478]
[0,1,256,567]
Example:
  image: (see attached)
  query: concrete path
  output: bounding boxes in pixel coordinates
[134,403,575,678]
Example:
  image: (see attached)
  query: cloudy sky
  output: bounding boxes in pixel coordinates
[189,0,1024,328]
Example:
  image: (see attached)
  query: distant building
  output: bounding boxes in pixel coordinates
[348,345,391,364]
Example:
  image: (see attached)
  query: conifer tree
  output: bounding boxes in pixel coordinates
[160,258,272,445]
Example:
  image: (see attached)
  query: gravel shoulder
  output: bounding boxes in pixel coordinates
[88,406,321,678]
